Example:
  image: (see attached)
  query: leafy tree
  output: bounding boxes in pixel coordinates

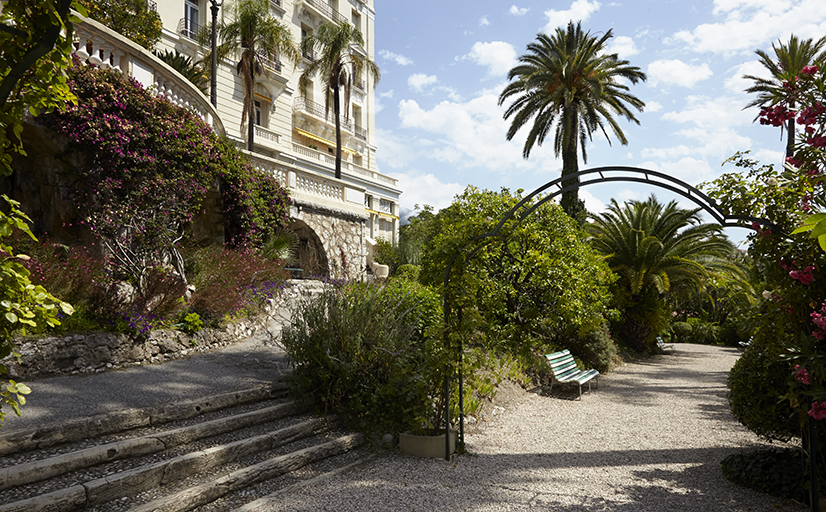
[300,21,380,179]
[78,0,162,50]
[587,195,738,351]
[744,35,826,158]
[203,0,300,151]
[499,21,646,220]
[0,0,81,423]
[420,186,615,370]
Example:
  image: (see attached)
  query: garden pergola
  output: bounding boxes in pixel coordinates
[439,166,817,510]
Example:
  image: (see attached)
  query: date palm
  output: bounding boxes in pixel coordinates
[201,0,299,151]
[499,21,646,220]
[587,196,738,351]
[300,21,380,180]
[744,35,826,158]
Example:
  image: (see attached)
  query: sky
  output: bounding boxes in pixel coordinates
[372,0,826,245]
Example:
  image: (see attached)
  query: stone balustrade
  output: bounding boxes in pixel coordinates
[71,13,224,136]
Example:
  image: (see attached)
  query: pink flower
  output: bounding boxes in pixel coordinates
[815,330,826,341]
[796,365,811,385]
[809,401,826,420]
[802,65,819,76]
[813,312,826,330]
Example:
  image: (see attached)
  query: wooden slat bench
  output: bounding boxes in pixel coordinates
[656,336,675,351]
[544,349,599,400]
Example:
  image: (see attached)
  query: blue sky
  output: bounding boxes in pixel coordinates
[372,0,826,244]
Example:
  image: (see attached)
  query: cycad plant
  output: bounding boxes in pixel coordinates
[587,196,739,351]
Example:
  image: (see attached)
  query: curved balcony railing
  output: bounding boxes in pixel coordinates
[300,0,348,24]
[294,97,353,132]
[177,18,200,40]
[71,13,224,136]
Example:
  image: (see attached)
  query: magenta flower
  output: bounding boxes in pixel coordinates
[809,401,826,420]
[796,365,811,385]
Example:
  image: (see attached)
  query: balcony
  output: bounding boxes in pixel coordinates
[299,0,348,24]
[355,79,365,91]
[72,13,223,135]
[269,0,286,17]
[353,125,367,141]
[178,18,200,40]
[260,55,282,73]
[245,124,281,152]
[294,97,353,132]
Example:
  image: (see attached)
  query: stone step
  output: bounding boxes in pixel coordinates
[0,382,366,512]
[0,382,289,456]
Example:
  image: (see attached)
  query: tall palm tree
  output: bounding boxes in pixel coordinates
[299,21,380,180]
[202,0,300,151]
[587,196,739,351]
[744,35,826,159]
[499,21,646,220]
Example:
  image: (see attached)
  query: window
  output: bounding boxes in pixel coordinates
[351,10,361,30]
[254,100,262,126]
[184,0,199,39]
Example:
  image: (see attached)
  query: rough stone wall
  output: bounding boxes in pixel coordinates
[291,202,366,281]
[2,281,326,380]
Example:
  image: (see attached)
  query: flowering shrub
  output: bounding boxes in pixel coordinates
[38,61,291,293]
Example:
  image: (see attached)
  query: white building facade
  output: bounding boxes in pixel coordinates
[71,0,399,278]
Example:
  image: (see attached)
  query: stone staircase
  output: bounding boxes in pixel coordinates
[0,382,369,512]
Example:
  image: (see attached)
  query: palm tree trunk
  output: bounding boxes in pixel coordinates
[334,81,342,180]
[560,113,583,221]
[786,113,795,159]
[248,63,255,152]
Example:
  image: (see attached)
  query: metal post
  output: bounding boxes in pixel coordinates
[209,0,221,108]
[809,393,820,512]
[443,298,451,461]
[458,307,464,452]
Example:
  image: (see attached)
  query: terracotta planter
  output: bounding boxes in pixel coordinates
[399,429,457,458]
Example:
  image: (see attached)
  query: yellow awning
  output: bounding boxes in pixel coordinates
[295,128,356,156]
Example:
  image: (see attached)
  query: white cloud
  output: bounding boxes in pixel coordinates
[647,59,713,88]
[543,0,602,32]
[389,172,465,215]
[672,0,826,56]
[464,41,518,77]
[646,101,663,112]
[396,94,557,173]
[379,50,414,66]
[407,73,438,92]
[655,95,754,158]
[580,189,606,213]
[638,157,716,184]
[479,16,491,27]
[724,60,771,94]
[608,36,639,57]
[509,5,530,16]
[379,90,395,99]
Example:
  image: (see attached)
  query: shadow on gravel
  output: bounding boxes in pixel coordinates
[272,446,804,512]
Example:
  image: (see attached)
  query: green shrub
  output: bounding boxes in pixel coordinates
[568,320,615,373]
[374,239,401,274]
[721,448,803,501]
[670,318,721,345]
[728,343,798,442]
[395,264,420,282]
[281,280,448,435]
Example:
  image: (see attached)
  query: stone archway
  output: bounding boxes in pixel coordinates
[288,219,329,278]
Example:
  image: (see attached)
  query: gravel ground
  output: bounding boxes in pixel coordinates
[246,344,806,512]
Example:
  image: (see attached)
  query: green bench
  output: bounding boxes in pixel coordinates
[545,349,599,400]
[656,336,675,351]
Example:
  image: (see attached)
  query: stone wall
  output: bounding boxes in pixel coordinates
[291,201,367,281]
[2,281,326,381]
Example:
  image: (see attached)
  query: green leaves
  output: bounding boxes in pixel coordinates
[791,213,826,251]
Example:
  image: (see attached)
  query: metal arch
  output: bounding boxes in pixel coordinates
[440,165,790,460]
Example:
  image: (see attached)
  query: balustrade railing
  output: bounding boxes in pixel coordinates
[72,13,223,135]
[353,125,367,141]
[294,97,353,132]
[177,18,200,40]
[303,0,348,23]
[260,54,282,72]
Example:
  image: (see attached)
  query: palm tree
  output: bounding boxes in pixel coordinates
[201,0,300,151]
[299,21,380,180]
[744,35,826,159]
[499,21,646,220]
[587,196,739,351]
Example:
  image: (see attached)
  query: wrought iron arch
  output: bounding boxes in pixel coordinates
[440,166,788,460]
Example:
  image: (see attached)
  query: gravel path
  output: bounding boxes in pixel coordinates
[248,344,806,512]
